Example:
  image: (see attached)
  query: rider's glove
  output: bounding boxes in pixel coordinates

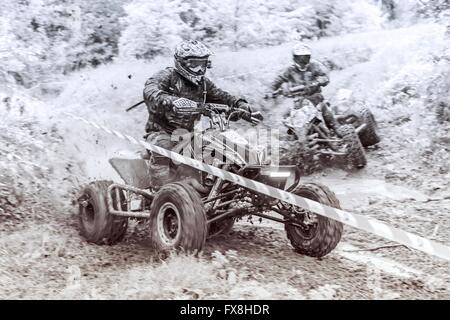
[237,100,253,113]
[236,101,264,125]
[159,97,173,111]
[305,81,320,95]
[230,100,252,121]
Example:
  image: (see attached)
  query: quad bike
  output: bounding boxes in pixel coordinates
[77,98,343,258]
[271,86,368,170]
[272,85,380,147]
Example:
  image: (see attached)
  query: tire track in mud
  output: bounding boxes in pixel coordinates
[206,221,449,299]
[1,193,448,299]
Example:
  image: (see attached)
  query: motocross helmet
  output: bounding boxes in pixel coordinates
[292,43,311,72]
[174,40,213,85]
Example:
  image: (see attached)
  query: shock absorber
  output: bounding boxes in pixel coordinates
[204,158,222,187]
[205,164,230,211]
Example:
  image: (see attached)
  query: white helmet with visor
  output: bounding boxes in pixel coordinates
[292,43,312,71]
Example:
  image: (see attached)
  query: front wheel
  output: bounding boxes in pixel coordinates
[339,125,367,169]
[284,183,343,258]
[357,109,380,147]
[150,182,207,253]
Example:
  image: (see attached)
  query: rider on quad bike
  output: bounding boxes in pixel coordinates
[269,43,380,149]
[269,43,337,130]
[76,40,344,259]
[271,43,329,107]
[143,40,261,187]
[266,44,370,171]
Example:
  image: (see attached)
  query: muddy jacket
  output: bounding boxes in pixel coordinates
[271,60,330,94]
[144,67,245,134]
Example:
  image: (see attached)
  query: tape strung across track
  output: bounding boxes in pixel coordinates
[65,112,450,262]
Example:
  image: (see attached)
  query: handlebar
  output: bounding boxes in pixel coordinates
[210,106,263,125]
[266,83,316,100]
[201,103,231,115]
[173,98,229,114]
[172,98,262,126]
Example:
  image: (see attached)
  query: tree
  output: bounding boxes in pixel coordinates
[119,0,189,59]
[70,0,126,70]
[392,0,450,23]
[0,0,127,87]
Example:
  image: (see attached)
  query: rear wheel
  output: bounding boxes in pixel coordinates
[339,125,367,169]
[357,109,380,147]
[78,180,128,245]
[150,182,207,253]
[284,183,343,258]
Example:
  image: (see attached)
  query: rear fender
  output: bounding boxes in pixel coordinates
[109,158,152,189]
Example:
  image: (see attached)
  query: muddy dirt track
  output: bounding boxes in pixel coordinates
[0,119,449,299]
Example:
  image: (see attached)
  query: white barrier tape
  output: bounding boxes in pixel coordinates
[66,112,450,262]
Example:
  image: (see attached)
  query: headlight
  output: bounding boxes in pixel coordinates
[261,170,291,178]
[269,171,291,178]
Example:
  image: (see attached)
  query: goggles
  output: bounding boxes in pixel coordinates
[294,54,311,66]
[184,57,212,74]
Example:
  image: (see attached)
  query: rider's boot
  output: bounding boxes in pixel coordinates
[148,155,176,188]
[321,102,339,131]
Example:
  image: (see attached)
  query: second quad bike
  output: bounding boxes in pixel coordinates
[77,98,344,258]
[274,85,381,149]
[272,86,368,171]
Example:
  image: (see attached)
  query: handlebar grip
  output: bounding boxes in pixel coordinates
[242,111,263,125]
[211,104,230,113]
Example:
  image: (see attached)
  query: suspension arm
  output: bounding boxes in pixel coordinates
[107,184,153,218]
[251,212,304,228]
